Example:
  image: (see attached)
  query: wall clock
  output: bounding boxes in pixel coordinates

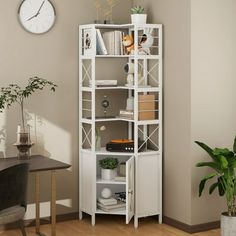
[18,0,56,34]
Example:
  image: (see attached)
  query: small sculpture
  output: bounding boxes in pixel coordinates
[123,35,134,55]
[124,62,134,86]
[139,28,154,55]
[101,187,112,199]
[101,95,110,117]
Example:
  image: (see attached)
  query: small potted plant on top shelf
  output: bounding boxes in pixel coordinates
[131,5,147,24]
[195,137,236,236]
[99,157,118,180]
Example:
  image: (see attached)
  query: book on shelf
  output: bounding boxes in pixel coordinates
[89,79,117,87]
[98,197,117,206]
[114,176,126,182]
[102,30,124,55]
[96,29,108,55]
[97,201,126,212]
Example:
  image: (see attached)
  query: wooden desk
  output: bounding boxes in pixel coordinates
[0,155,71,236]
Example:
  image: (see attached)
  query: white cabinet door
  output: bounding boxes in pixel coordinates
[126,156,134,224]
[136,154,160,217]
[80,151,96,215]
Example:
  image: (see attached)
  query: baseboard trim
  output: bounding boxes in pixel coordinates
[163,216,220,233]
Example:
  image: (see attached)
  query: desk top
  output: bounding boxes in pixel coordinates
[0,155,71,172]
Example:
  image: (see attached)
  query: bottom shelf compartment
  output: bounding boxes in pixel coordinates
[96,184,126,214]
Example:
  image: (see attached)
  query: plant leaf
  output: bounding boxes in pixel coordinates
[234,136,236,153]
[218,155,228,169]
[196,162,221,173]
[209,182,218,194]
[213,148,234,159]
[228,157,236,168]
[195,141,218,162]
[199,173,217,197]
[218,177,225,196]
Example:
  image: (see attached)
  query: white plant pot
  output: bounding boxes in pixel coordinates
[131,14,147,24]
[221,213,236,236]
[101,168,117,180]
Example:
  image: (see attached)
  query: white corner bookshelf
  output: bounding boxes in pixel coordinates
[79,23,162,228]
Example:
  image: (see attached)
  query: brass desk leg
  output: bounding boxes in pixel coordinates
[51,170,56,236]
[35,172,40,234]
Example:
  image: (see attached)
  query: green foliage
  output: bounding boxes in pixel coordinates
[195,138,236,216]
[0,76,57,131]
[131,5,145,14]
[99,157,118,170]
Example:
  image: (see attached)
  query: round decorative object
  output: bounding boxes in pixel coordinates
[18,0,56,34]
[101,188,112,199]
[101,99,109,109]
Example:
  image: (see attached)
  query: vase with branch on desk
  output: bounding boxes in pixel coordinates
[0,76,57,159]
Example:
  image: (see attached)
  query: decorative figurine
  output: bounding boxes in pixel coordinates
[124,62,134,86]
[101,95,110,117]
[122,34,134,55]
[139,28,154,55]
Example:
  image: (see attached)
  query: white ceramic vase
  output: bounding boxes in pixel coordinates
[221,213,236,236]
[131,14,147,24]
[101,168,117,180]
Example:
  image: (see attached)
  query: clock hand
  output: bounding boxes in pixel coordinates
[26,1,45,21]
[36,1,45,16]
[26,15,37,21]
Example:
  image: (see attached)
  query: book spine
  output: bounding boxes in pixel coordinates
[96,29,108,55]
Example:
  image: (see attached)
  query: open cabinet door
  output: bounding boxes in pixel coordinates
[126,156,135,224]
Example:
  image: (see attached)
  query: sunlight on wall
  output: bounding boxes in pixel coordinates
[27,113,72,165]
[25,199,72,220]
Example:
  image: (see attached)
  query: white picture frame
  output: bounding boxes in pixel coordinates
[83,29,93,56]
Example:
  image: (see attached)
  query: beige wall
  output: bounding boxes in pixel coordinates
[191,0,236,225]
[0,0,132,219]
[134,0,192,225]
[135,0,236,226]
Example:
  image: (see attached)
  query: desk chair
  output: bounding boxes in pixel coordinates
[0,163,29,236]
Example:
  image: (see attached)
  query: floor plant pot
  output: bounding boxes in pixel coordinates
[101,168,117,180]
[131,14,147,24]
[221,213,236,236]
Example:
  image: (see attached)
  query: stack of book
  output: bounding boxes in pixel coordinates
[97,197,126,212]
[96,29,124,55]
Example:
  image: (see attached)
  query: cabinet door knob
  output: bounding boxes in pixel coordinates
[128,190,133,194]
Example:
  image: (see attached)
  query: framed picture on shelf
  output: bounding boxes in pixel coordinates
[83,29,93,56]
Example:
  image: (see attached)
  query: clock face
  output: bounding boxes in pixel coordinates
[18,0,56,34]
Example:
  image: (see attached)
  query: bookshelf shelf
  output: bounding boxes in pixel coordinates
[96,178,126,185]
[96,209,126,215]
[79,23,163,228]
[81,147,159,156]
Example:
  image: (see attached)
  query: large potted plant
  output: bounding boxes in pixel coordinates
[99,157,118,180]
[195,137,236,236]
[0,76,57,158]
[131,6,147,24]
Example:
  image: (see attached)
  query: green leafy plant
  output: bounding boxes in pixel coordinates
[0,76,57,132]
[99,157,118,169]
[131,5,145,14]
[195,137,236,216]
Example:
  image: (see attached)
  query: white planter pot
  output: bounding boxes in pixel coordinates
[131,14,147,24]
[221,213,236,236]
[101,168,117,180]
